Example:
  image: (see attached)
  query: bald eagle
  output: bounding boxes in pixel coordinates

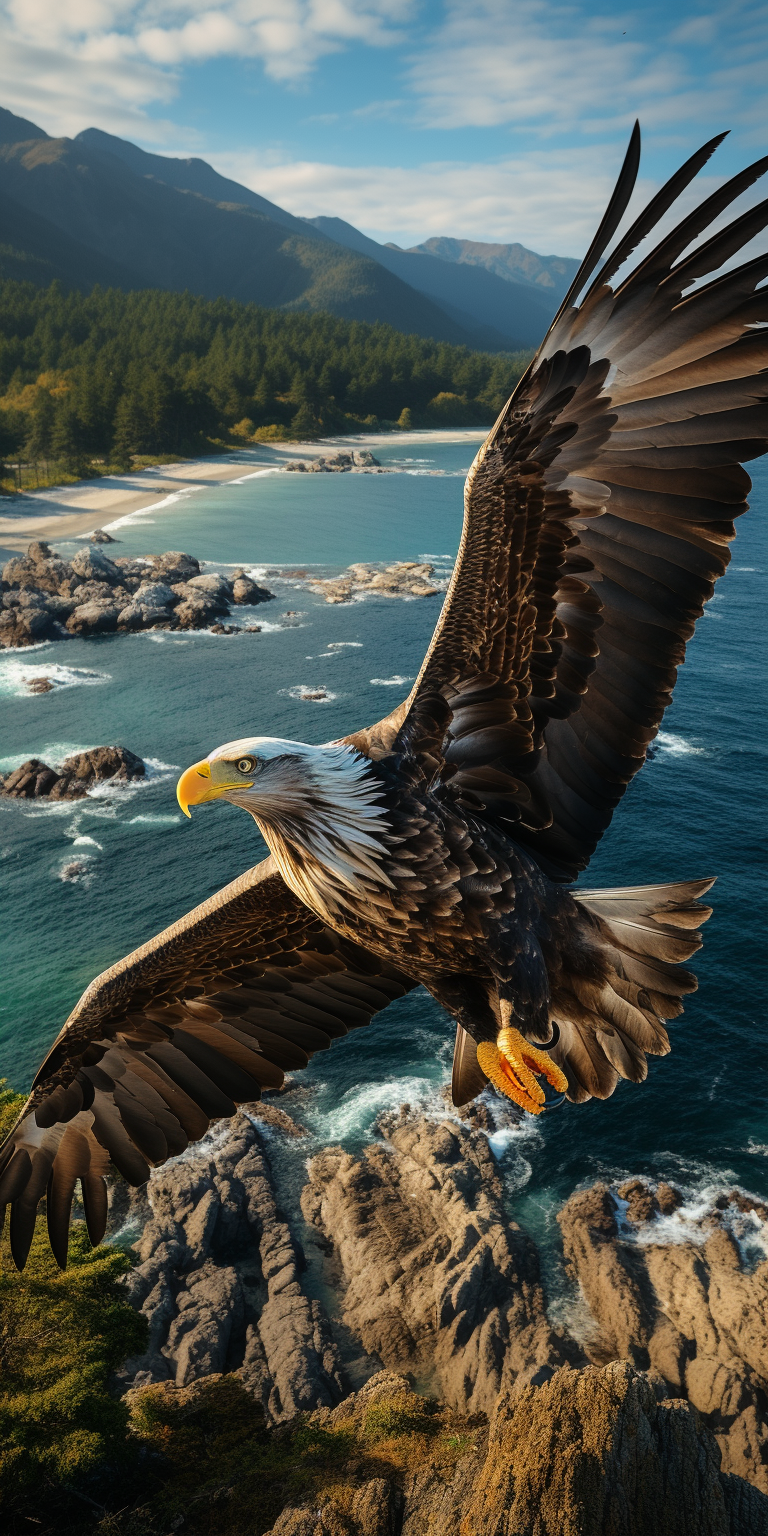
[2,124,767,1271]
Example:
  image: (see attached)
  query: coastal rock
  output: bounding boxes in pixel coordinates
[301,1109,574,1415]
[264,1363,768,1536]
[307,561,439,605]
[183,572,234,603]
[286,451,382,474]
[231,569,276,605]
[89,528,117,543]
[2,541,74,596]
[131,580,178,608]
[558,1179,768,1493]
[70,580,131,605]
[69,546,121,584]
[174,594,223,628]
[145,551,201,584]
[0,746,145,800]
[117,1111,345,1423]
[66,598,121,634]
[0,544,268,644]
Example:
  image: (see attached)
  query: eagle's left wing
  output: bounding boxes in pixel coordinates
[0,855,414,1270]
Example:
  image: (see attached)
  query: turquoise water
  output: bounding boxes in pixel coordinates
[1,436,766,1278]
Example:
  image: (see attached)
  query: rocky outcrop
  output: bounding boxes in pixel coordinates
[117,1110,345,1424]
[286,450,382,473]
[307,561,439,604]
[0,541,275,645]
[264,1364,768,1536]
[558,1179,768,1495]
[0,745,145,799]
[301,1108,575,1415]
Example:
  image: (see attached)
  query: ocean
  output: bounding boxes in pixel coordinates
[1,434,766,1299]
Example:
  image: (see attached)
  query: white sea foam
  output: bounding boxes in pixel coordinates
[71,834,103,849]
[308,1074,448,1145]
[746,1139,768,1157]
[608,1165,768,1270]
[655,731,706,757]
[128,813,183,825]
[370,675,414,686]
[104,486,199,531]
[327,641,363,648]
[0,742,95,773]
[0,661,111,697]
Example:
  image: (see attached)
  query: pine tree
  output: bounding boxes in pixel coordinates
[25,389,56,479]
[291,401,322,439]
[51,397,87,477]
[111,393,146,471]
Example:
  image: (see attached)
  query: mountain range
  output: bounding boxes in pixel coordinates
[0,105,575,352]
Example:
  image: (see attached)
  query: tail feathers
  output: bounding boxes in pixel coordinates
[551,877,715,1104]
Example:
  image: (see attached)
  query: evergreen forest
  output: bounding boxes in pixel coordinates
[0,280,531,487]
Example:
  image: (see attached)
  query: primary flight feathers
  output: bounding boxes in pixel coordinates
[2,125,766,1270]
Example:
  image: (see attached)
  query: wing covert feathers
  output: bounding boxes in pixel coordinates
[353,126,767,879]
[0,856,414,1270]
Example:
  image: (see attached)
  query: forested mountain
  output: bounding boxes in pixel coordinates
[306,217,556,347]
[0,281,529,479]
[0,113,473,346]
[0,106,566,353]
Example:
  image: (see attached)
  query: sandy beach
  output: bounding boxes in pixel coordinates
[0,430,486,554]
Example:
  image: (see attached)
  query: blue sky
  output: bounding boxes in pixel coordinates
[1,0,766,251]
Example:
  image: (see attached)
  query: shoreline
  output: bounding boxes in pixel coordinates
[0,429,486,554]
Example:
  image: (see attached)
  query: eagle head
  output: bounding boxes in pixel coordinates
[176,737,392,911]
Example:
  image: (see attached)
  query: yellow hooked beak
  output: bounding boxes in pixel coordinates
[177,759,217,818]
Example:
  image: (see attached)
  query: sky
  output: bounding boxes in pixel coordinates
[1,0,766,252]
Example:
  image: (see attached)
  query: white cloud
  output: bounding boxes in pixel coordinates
[212,147,654,252]
[405,0,766,135]
[0,0,413,137]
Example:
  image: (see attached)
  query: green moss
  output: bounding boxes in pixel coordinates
[0,1216,148,1525]
[362,1398,438,1442]
[0,1079,25,1141]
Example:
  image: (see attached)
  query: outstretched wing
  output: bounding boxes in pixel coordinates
[349,126,768,880]
[0,856,414,1270]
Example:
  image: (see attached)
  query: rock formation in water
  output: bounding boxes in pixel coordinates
[558,1179,768,1494]
[285,450,381,473]
[113,1108,345,1423]
[306,561,440,604]
[106,1099,768,1522]
[0,541,275,646]
[301,1107,575,1415]
[0,745,145,799]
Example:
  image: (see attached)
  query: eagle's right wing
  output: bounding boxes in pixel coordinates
[0,855,414,1270]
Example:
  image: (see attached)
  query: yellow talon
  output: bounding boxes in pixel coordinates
[477,1026,568,1115]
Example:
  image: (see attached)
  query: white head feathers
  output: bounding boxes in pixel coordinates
[209,737,393,920]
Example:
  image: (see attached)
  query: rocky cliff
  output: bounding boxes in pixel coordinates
[112,1100,768,1530]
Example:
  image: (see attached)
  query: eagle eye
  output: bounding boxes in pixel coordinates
[236,756,257,775]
